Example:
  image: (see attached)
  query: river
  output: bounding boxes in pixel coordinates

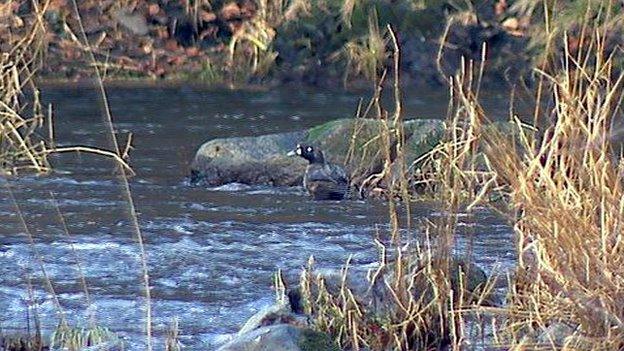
[0,84,516,349]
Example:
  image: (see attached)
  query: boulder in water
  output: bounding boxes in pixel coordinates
[190,118,444,188]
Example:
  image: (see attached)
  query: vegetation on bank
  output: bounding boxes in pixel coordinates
[1,1,51,174]
[2,0,622,86]
[0,1,133,175]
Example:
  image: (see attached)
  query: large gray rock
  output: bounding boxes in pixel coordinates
[191,130,307,186]
[217,324,339,351]
[190,118,444,187]
[289,257,489,321]
[370,258,489,315]
[114,9,149,36]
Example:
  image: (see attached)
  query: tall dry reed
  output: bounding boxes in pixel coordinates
[299,26,493,351]
[485,28,624,351]
[428,2,624,348]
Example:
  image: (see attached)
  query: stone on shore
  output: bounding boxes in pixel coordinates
[114,9,150,36]
[217,324,339,351]
[217,301,338,351]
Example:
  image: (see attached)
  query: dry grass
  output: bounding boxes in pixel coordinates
[0,334,46,351]
[5,2,624,351]
[224,0,314,84]
[1,0,51,174]
[165,318,182,351]
[51,324,120,351]
[1,1,151,350]
[0,1,133,175]
[184,0,213,30]
[511,0,624,71]
[302,1,624,349]
[298,26,495,351]
[66,0,154,348]
[483,28,624,351]
[227,14,278,83]
[335,10,390,87]
[425,4,624,348]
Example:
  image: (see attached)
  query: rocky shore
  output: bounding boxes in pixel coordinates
[1,0,536,85]
[217,259,489,350]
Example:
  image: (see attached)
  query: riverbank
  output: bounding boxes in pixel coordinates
[7,0,617,87]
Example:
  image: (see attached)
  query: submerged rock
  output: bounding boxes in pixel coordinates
[190,118,444,188]
[536,322,577,348]
[217,324,300,351]
[217,324,339,351]
[237,302,308,336]
[218,301,336,351]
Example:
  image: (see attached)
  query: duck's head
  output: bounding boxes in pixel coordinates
[287,143,325,164]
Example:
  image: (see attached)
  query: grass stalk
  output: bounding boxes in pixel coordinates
[67,0,153,348]
[3,181,67,327]
[49,193,92,319]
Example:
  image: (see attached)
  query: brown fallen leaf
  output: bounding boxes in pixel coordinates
[49,0,68,11]
[239,0,256,18]
[148,3,160,16]
[185,46,200,57]
[117,55,137,66]
[200,10,217,22]
[141,39,154,54]
[152,66,166,77]
[501,17,525,37]
[227,20,243,34]
[199,27,218,40]
[168,55,186,66]
[502,17,519,31]
[0,2,12,19]
[164,39,179,51]
[155,26,169,39]
[220,2,240,21]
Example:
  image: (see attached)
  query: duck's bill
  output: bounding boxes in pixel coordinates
[286,150,297,156]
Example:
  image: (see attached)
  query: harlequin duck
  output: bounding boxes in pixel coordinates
[287,144,350,200]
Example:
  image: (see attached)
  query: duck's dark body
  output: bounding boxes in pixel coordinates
[289,144,350,200]
[304,162,349,200]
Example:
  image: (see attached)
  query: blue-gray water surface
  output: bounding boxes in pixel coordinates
[0,84,515,349]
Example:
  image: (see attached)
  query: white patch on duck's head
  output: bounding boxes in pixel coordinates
[306,146,313,153]
[296,147,302,155]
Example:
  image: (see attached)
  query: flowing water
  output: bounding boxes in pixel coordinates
[0,84,516,349]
